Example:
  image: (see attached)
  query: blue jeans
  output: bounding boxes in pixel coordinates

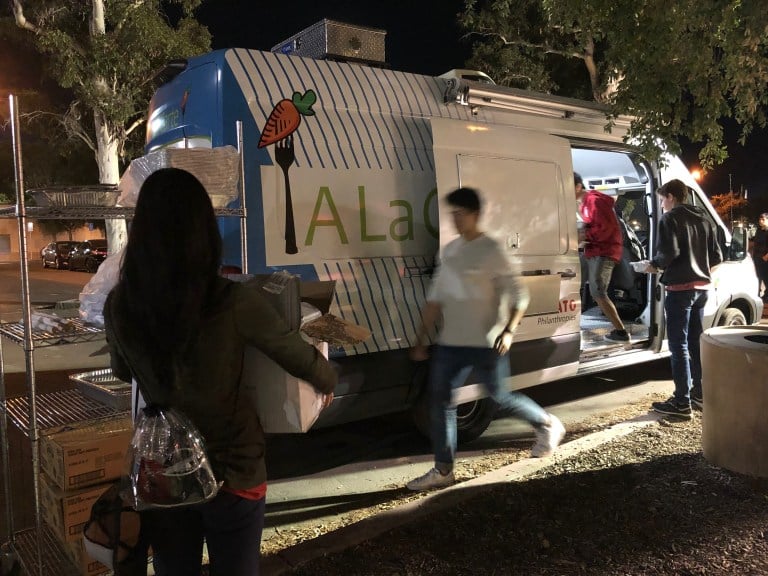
[429,345,549,469]
[665,289,708,404]
[144,491,265,576]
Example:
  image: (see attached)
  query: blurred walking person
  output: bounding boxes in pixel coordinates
[407,187,565,492]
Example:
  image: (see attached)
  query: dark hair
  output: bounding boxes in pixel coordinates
[446,187,481,213]
[657,179,688,203]
[113,168,222,388]
[574,173,584,187]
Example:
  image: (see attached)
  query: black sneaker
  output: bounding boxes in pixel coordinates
[691,391,703,411]
[605,329,630,343]
[651,397,692,420]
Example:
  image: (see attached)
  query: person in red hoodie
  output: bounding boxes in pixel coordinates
[575,173,630,342]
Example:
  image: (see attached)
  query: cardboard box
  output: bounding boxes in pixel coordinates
[40,473,111,542]
[243,340,329,433]
[65,538,110,576]
[40,417,133,491]
[240,276,370,433]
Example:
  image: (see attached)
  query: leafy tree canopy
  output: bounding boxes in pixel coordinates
[459,0,768,168]
[7,0,211,160]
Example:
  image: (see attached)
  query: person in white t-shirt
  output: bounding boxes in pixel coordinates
[407,187,566,492]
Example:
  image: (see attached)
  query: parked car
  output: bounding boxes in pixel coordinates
[68,239,108,272]
[40,241,75,269]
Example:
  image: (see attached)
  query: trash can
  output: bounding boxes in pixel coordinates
[700,325,768,477]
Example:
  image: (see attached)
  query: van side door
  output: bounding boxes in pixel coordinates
[430,117,580,387]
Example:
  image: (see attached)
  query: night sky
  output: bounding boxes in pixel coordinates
[4,0,768,211]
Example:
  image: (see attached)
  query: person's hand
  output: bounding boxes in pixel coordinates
[762,253,768,262]
[494,329,514,355]
[321,393,334,410]
[410,344,430,362]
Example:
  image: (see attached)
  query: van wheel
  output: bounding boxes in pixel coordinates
[456,398,497,443]
[718,307,747,326]
[412,392,497,444]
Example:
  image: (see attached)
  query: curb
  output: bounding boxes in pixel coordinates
[261,410,664,575]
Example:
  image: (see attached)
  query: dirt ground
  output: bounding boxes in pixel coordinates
[268,406,768,575]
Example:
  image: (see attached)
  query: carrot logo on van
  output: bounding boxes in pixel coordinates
[258,89,317,148]
[258,89,317,255]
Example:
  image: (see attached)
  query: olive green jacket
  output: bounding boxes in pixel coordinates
[104,277,337,490]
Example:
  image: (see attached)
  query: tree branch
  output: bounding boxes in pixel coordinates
[583,37,603,102]
[24,109,96,152]
[10,0,41,33]
[469,30,586,61]
[124,116,145,137]
[115,0,148,32]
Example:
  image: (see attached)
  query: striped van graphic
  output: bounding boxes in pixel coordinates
[224,49,476,355]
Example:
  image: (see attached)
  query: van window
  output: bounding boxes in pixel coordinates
[457,154,565,256]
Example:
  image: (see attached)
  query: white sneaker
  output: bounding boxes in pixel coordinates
[531,414,566,458]
[406,467,455,491]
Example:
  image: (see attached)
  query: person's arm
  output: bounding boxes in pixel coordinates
[708,222,724,269]
[414,301,441,345]
[650,215,679,271]
[103,293,133,383]
[494,247,530,355]
[411,266,443,360]
[234,287,337,395]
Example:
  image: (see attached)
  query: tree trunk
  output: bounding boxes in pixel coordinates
[90,0,126,255]
[94,110,127,253]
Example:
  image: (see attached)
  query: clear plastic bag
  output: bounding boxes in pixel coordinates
[79,248,124,327]
[127,406,220,510]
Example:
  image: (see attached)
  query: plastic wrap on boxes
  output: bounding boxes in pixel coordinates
[118,146,240,207]
[79,248,123,327]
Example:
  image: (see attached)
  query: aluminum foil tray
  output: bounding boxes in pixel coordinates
[30,185,120,207]
[69,368,132,410]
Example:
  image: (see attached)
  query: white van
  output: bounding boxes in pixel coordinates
[145,47,762,440]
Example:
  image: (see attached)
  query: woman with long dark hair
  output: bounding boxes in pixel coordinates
[105,168,336,575]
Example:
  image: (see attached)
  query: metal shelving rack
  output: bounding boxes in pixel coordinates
[0,94,248,575]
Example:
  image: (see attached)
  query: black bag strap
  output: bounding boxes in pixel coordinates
[108,316,161,410]
[83,481,140,568]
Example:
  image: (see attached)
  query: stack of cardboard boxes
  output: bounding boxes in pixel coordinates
[38,417,133,576]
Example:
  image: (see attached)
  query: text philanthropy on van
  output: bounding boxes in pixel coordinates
[538,314,578,325]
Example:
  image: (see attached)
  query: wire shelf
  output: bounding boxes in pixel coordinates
[0,319,105,347]
[4,389,128,437]
[0,205,243,219]
[11,525,81,576]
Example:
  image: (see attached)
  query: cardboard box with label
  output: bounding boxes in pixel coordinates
[66,538,110,576]
[40,417,133,491]
[39,473,111,543]
[240,275,370,433]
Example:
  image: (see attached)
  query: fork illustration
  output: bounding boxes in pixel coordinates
[275,135,298,254]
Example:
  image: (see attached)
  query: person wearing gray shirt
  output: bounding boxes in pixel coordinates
[407,187,565,492]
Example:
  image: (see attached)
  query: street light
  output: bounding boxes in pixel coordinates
[691,169,702,182]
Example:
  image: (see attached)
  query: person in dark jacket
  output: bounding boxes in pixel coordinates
[644,179,723,418]
[751,212,768,301]
[575,173,630,342]
[104,168,337,576]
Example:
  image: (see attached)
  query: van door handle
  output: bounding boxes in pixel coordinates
[558,269,577,278]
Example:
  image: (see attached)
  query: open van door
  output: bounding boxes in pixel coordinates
[430,117,581,388]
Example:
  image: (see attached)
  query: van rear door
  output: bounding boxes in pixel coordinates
[430,117,580,387]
